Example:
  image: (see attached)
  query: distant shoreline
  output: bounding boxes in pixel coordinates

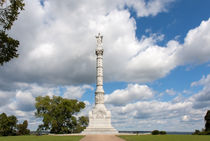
[119,131,193,135]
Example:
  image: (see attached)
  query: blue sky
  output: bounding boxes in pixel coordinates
[0,0,210,132]
[81,0,210,104]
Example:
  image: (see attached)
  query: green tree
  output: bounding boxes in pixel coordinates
[74,116,89,133]
[35,96,87,134]
[205,110,210,131]
[0,0,24,65]
[151,130,160,135]
[17,120,30,135]
[0,113,17,136]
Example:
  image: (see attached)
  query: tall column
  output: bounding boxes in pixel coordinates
[81,33,118,134]
[95,33,104,105]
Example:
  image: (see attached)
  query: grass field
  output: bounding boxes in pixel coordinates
[0,135,84,141]
[119,135,210,141]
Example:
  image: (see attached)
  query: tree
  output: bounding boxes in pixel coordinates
[151,130,160,135]
[17,120,30,135]
[0,0,24,65]
[0,113,17,136]
[35,96,87,134]
[205,110,210,131]
[74,116,88,133]
[159,131,167,135]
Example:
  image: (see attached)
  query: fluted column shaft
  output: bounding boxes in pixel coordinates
[95,33,104,105]
[95,49,104,105]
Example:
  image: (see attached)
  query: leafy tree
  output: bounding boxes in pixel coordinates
[17,120,30,135]
[205,110,210,131]
[35,96,87,134]
[0,0,24,65]
[74,116,88,133]
[0,113,17,136]
[193,129,201,135]
[151,130,160,135]
[159,131,167,135]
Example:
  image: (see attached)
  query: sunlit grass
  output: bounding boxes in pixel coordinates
[0,135,84,141]
[119,135,210,141]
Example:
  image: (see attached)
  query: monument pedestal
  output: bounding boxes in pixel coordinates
[82,104,118,134]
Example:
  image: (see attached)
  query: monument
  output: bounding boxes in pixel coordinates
[82,33,118,134]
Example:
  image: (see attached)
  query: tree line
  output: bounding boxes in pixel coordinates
[0,113,30,136]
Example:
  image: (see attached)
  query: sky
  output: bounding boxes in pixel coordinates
[0,0,210,132]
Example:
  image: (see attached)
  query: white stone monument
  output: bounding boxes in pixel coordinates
[82,33,118,134]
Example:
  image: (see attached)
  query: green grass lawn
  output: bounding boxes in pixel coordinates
[0,135,84,141]
[119,135,210,141]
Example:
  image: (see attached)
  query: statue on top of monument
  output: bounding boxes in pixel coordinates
[96,33,103,47]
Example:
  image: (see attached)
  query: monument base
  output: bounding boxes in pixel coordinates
[82,104,118,134]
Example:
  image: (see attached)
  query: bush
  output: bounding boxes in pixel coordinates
[152,130,160,135]
[160,131,167,135]
[17,120,30,135]
[151,130,167,135]
[192,130,200,135]
[192,129,210,135]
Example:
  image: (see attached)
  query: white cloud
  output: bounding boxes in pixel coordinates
[182,115,189,122]
[126,0,175,17]
[108,99,205,131]
[165,88,176,96]
[191,74,210,87]
[176,19,210,65]
[102,75,209,131]
[1,0,210,88]
[0,91,15,107]
[0,0,178,89]
[191,74,210,109]
[63,85,93,99]
[105,84,153,106]
[15,91,35,111]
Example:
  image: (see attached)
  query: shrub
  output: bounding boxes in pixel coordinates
[192,129,210,135]
[193,130,200,135]
[160,131,167,135]
[152,130,160,135]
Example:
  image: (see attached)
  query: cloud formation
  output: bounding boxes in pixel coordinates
[1,0,210,88]
[104,82,208,131]
[0,0,210,131]
[105,84,153,106]
[191,74,210,109]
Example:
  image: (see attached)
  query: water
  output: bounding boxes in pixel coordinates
[119,131,193,135]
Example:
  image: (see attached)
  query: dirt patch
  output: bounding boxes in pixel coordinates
[80,135,125,141]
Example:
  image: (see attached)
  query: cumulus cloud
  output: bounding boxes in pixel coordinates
[15,91,35,111]
[102,76,209,131]
[0,0,210,88]
[105,84,154,106]
[0,0,210,131]
[165,88,176,96]
[182,115,189,122]
[63,85,93,99]
[176,19,210,65]
[191,74,210,109]
[0,91,15,107]
[0,0,178,89]
[0,83,93,112]
[107,98,204,131]
[126,0,175,17]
